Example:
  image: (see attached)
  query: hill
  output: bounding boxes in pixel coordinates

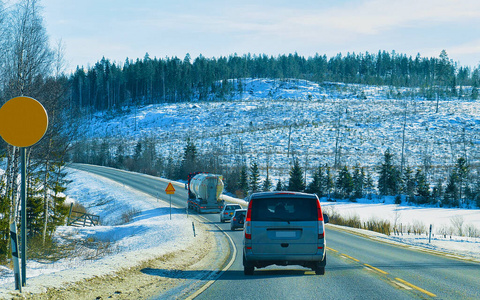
[73,78,480,205]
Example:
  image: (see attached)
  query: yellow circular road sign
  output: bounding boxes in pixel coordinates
[0,96,48,147]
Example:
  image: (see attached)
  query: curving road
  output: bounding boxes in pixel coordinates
[70,164,480,299]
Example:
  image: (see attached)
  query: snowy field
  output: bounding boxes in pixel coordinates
[321,199,480,262]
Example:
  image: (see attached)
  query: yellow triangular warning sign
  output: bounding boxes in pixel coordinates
[165,182,176,194]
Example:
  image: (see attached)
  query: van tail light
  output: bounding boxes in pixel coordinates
[245,200,253,240]
[245,221,251,239]
[316,198,325,239]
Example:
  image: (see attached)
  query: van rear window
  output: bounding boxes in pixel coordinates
[250,197,318,221]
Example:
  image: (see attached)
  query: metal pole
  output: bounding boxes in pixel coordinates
[21,147,26,286]
[170,195,172,220]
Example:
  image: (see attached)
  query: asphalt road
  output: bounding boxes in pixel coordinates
[70,164,480,299]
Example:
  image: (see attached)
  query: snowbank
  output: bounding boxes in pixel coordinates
[0,169,198,298]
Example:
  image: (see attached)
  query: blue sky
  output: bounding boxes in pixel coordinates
[40,0,480,71]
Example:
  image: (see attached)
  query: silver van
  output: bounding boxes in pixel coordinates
[243,192,328,275]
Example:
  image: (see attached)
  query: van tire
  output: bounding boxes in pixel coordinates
[243,253,254,275]
[244,265,254,275]
[315,266,325,275]
[314,255,326,275]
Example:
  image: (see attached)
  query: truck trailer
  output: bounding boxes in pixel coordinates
[187,172,224,213]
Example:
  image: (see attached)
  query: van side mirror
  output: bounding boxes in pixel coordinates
[323,214,329,224]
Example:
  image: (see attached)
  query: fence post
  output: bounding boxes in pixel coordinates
[429,224,432,243]
[67,203,73,226]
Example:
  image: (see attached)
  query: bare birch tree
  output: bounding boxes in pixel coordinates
[0,0,64,253]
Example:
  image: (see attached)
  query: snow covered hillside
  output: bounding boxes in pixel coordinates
[77,78,480,185]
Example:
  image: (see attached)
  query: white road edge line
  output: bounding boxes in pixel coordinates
[185,216,237,300]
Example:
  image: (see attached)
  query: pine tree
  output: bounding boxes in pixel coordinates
[275,179,284,191]
[178,138,197,179]
[336,166,354,199]
[444,172,458,207]
[377,149,400,196]
[324,166,334,199]
[364,170,375,199]
[307,168,321,196]
[454,157,469,205]
[238,165,249,198]
[402,166,415,202]
[415,169,430,204]
[432,178,444,205]
[352,165,365,199]
[262,166,272,192]
[249,161,260,193]
[288,158,305,192]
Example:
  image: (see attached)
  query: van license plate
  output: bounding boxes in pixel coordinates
[276,231,295,238]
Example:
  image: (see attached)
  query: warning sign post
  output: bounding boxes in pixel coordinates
[165,182,175,219]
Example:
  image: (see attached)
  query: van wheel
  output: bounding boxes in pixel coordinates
[244,265,254,275]
[315,266,325,275]
[243,254,254,275]
[314,256,326,275]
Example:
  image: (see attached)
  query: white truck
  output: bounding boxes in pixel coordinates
[187,172,224,213]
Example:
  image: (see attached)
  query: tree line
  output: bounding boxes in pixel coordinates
[71,137,480,210]
[69,50,480,113]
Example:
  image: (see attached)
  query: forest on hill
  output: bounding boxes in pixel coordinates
[69,50,479,112]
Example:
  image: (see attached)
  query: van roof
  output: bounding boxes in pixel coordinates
[249,191,317,200]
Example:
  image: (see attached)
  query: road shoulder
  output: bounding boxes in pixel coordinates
[7,218,230,300]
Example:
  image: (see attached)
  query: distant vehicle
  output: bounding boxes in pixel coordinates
[230,209,247,230]
[243,191,328,275]
[186,172,224,213]
[220,204,242,222]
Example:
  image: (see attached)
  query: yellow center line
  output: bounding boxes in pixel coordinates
[326,246,338,252]
[341,253,360,262]
[395,277,437,298]
[364,263,388,275]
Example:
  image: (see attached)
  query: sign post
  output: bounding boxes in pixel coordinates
[10,223,21,292]
[165,182,175,220]
[0,96,48,289]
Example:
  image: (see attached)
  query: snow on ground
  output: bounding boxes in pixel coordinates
[0,168,197,298]
[321,198,480,261]
[0,168,479,298]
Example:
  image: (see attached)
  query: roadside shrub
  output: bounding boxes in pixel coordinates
[121,208,141,224]
[324,206,391,235]
[365,217,391,236]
